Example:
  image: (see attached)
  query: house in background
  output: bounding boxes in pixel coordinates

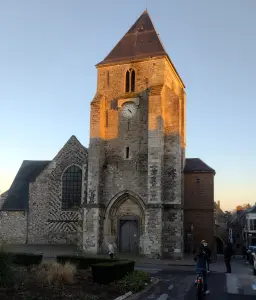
[244,205,256,247]
[228,205,256,254]
[214,201,228,254]
[229,209,247,255]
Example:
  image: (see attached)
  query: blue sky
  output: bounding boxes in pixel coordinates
[0,0,255,210]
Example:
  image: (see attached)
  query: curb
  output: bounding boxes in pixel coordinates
[135,260,195,267]
[113,277,159,300]
[167,263,195,267]
[114,291,133,300]
[137,261,195,267]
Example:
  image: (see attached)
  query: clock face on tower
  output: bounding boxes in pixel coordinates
[121,102,137,118]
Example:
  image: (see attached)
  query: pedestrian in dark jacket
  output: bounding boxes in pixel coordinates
[202,240,211,272]
[224,243,233,273]
[242,246,247,259]
[194,244,210,294]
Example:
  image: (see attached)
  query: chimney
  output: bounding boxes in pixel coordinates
[217,201,220,208]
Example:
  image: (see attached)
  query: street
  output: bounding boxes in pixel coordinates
[135,257,256,300]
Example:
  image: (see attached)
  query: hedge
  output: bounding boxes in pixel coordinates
[91,260,135,284]
[56,255,119,269]
[11,252,43,266]
[0,250,13,287]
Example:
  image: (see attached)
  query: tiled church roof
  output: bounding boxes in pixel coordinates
[1,160,50,211]
[184,158,215,174]
[97,10,167,66]
[1,135,87,211]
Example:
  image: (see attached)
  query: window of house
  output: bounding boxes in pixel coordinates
[125,69,135,93]
[196,178,200,184]
[62,165,82,209]
[250,219,256,231]
[200,190,207,196]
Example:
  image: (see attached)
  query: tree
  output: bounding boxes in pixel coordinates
[236,203,251,210]
[243,203,252,209]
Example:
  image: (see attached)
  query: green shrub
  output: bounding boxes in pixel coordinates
[116,270,150,293]
[0,249,13,287]
[11,252,43,266]
[56,255,118,269]
[91,260,135,284]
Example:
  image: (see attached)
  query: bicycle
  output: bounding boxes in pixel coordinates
[195,272,204,300]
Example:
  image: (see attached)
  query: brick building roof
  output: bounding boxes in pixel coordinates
[184,158,215,174]
[1,160,50,211]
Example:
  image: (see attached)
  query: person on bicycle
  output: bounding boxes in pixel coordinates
[194,243,210,295]
[201,240,211,273]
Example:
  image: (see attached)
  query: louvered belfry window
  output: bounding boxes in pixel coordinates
[125,68,135,93]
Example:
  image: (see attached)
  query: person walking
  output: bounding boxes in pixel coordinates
[202,240,211,273]
[242,246,247,260]
[108,242,115,259]
[224,242,233,273]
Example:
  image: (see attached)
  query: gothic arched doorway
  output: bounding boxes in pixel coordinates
[119,217,139,254]
[104,191,145,254]
[215,236,224,254]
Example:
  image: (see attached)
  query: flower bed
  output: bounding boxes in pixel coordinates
[56,255,119,269]
[0,262,150,300]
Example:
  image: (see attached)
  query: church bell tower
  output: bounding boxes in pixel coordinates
[83,10,186,258]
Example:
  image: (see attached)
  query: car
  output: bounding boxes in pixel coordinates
[248,246,256,275]
[252,252,256,275]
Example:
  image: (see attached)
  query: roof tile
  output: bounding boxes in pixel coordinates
[184,158,215,174]
[1,160,50,211]
[97,10,167,66]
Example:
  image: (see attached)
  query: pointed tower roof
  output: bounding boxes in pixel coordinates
[97,10,168,66]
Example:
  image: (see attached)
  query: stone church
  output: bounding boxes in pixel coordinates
[0,11,216,258]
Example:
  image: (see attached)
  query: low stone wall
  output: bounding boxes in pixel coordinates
[0,211,27,244]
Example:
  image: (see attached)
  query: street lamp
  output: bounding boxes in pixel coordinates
[191,224,194,254]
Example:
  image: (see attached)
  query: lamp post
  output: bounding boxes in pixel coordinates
[191,224,194,254]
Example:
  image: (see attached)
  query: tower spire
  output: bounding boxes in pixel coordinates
[97,10,167,66]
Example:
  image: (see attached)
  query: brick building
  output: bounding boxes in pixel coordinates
[184,159,215,253]
[0,11,215,258]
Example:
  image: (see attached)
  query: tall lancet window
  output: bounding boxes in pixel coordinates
[125,68,136,93]
[62,165,82,209]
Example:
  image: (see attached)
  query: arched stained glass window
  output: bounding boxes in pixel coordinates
[62,165,82,209]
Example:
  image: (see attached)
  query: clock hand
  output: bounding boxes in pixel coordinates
[128,109,132,113]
